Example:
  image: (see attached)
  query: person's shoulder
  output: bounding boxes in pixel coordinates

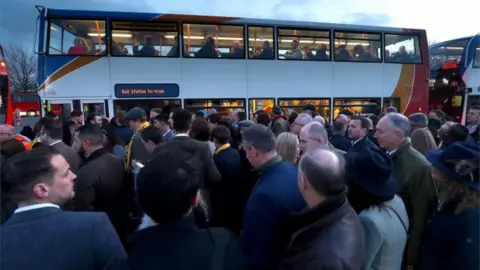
[61,210,108,222]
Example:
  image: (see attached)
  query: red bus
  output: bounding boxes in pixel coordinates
[0,44,13,125]
[12,92,41,117]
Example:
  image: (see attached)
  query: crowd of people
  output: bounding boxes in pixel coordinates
[0,103,479,270]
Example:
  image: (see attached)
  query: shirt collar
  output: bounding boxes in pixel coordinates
[253,155,282,175]
[14,203,59,214]
[175,133,189,137]
[163,129,171,137]
[49,140,63,146]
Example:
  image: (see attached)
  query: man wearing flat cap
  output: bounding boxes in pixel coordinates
[124,107,150,171]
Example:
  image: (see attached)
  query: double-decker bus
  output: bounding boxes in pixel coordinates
[11,91,41,117]
[35,6,429,121]
[429,34,480,122]
[0,44,13,125]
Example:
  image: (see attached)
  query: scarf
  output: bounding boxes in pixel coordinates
[124,121,150,170]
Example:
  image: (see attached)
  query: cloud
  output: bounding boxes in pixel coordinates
[0,0,477,48]
[342,13,392,26]
[0,0,154,47]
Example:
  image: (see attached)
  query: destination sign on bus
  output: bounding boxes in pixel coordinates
[114,84,180,98]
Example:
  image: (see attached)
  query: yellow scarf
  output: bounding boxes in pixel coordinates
[215,143,230,155]
[124,121,150,170]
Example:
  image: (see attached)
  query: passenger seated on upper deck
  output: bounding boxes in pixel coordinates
[166,36,180,57]
[353,44,375,61]
[313,43,329,60]
[389,45,412,62]
[302,47,314,59]
[283,40,303,59]
[194,36,220,58]
[133,36,156,57]
[67,37,87,55]
[112,41,128,55]
[255,41,273,59]
[335,45,352,61]
[228,41,244,58]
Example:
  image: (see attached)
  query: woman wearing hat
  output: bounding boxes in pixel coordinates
[345,147,409,270]
[416,142,480,270]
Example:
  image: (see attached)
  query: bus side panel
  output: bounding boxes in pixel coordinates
[39,56,110,99]
[109,58,182,97]
[384,63,420,114]
[247,61,333,98]
[334,62,383,98]
[181,59,247,99]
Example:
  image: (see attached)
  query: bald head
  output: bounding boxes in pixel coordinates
[294,113,313,126]
[313,116,325,127]
[336,114,349,124]
[302,122,328,144]
[299,148,345,196]
[0,125,15,143]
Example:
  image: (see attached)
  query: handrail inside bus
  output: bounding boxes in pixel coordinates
[215,25,219,49]
[95,21,103,54]
[186,24,190,52]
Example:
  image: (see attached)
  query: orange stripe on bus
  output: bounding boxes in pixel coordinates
[391,64,414,113]
[38,56,102,91]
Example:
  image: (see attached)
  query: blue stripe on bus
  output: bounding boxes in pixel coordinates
[460,34,480,79]
[38,56,80,87]
[46,8,162,20]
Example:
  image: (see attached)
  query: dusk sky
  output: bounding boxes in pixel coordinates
[0,0,477,48]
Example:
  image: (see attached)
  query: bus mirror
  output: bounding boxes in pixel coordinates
[33,15,46,55]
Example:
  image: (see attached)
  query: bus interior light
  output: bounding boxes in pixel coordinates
[88,33,132,38]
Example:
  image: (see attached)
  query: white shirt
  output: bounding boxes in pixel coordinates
[175,133,189,137]
[387,149,397,156]
[352,137,363,146]
[163,129,172,137]
[14,203,59,214]
[49,140,63,146]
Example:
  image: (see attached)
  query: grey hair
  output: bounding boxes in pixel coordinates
[299,148,345,196]
[295,113,313,125]
[306,122,329,144]
[384,112,411,137]
[241,124,276,153]
[408,112,429,127]
[313,116,325,126]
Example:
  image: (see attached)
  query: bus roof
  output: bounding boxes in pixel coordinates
[44,7,425,34]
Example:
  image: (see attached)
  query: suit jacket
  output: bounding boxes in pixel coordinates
[390,139,437,267]
[329,133,351,152]
[153,135,220,188]
[0,207,128,270]
[51,141,81,173]
[347,136,379,153]
[163,129,175,141]
[73,148,132,243]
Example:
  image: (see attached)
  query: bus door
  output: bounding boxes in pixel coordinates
[80,99,107,118]
[45,100,73,122]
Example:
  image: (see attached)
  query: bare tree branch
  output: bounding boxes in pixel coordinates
[5,45,37,92]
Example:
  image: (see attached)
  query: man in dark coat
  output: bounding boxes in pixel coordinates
[279,148,365,270]
[1,147,127,270]
[128,145,245,270]
[72,124,132,245]
[153,108,220,189]
[40,118,81,173]
[241,124,306,270]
